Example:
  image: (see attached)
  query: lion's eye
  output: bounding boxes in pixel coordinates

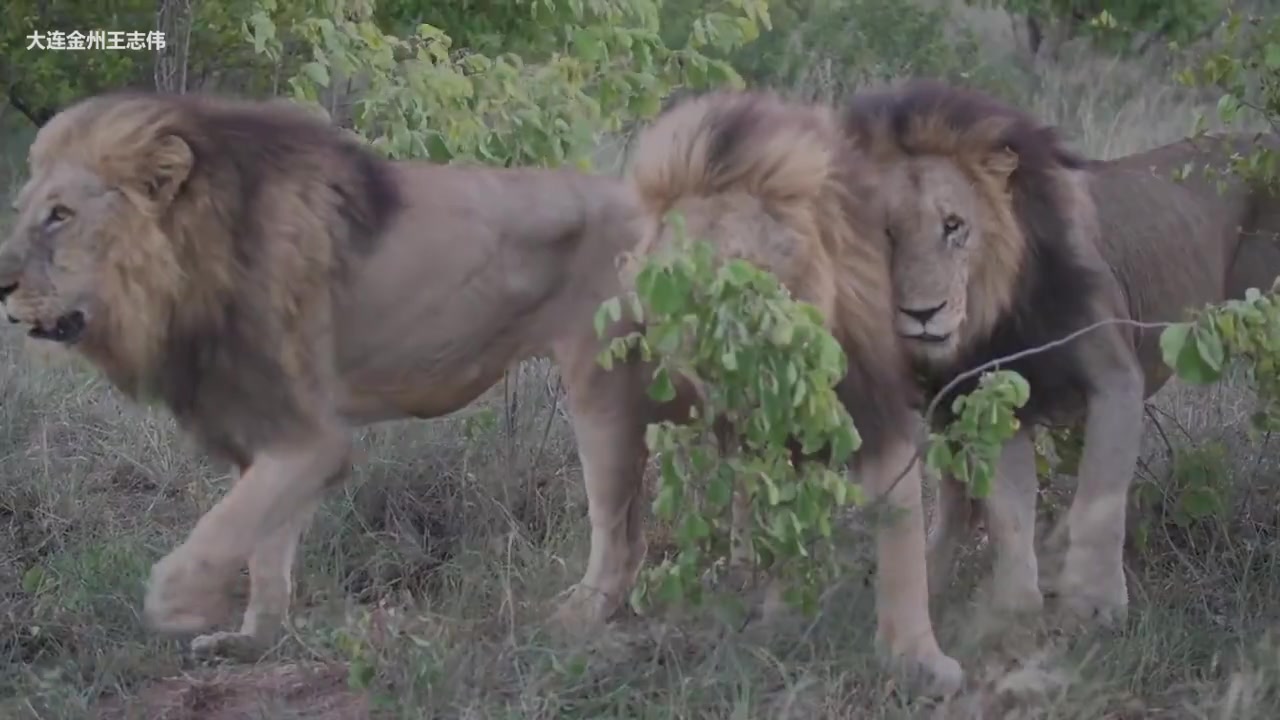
[942,215,963,235]
[45,204,73,226]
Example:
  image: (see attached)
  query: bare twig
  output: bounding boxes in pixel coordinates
[524,368,563,506]
[1143,403,1177,468]
[154,0,195,93]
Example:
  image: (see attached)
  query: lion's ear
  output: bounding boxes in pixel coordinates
[983,147,1019,185]
[143,134,194,206]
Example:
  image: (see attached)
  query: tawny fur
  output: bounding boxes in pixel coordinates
[5,92,397,466]
[0,89,961,695]
[622,89,959,693]
[627,90,915,452]
[846,79,1280,626]
[1089,130,1280,393]
[845,79,1143,624]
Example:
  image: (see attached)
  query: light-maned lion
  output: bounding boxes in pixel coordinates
[844,80,1142,623]
[845,79,1280,624]
[625,90,960,692]
[0,89,961,694]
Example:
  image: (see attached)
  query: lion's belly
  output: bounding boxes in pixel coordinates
[336,362,509,425]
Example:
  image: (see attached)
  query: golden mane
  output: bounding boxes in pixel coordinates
[843,79,1097,355]
[626,90,916,454]
[25,91,401,465]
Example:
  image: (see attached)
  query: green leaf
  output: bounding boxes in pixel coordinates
[828,421,861,466]
[706,472,732,509]
[648,270,684,316]
[300,61,330,88]
[679,513,711,543]
[1193,323,1225,372]
[1179,486,1221,520]
[1266,42,1280,70]
[970,460,994,498]
[594,296,622,338]
[21,566,46,595]
[654,482,679,519]
[648,367,677,402]
[1166,321,1224,384]
[925,439,953,475]
[1160,323,1192,371]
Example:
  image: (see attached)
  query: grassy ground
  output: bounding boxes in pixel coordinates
[3,7,1280,719]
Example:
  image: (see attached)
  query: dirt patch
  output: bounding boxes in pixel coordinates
[92,662,369,720]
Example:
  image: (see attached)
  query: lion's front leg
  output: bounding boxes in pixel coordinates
[552,348,651,631]
[980,429,1043,616]
[191,493,317,661]
[863,434,963,697]
[925,469,977,596]
[1046,346,1144,626]
[145,427,350,637]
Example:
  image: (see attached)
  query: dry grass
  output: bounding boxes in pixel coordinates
[3,7,1280,718]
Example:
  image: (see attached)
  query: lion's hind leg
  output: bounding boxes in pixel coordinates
[1045,331,1144,626]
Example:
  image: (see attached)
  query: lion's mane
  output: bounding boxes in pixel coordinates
[844,80,1107,422]
[627,90,917,454]
[29,92,402,465]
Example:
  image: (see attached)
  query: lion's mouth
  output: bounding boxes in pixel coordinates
[903,331,952,344]
[28,310,87,344]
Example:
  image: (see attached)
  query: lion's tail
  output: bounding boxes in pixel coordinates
[627,91,838,218]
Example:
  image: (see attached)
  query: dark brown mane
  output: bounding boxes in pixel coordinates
[843,79,1107,424]
[843,78,1087,174]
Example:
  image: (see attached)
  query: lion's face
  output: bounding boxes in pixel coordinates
[882,157,981,364]
[1,103,194,349]
[0,164,130,344]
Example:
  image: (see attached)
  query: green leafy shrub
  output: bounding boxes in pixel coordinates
[594,215,1034,616]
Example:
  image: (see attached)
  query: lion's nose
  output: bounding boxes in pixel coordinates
[0,282,15,303]
[899,301,947,324]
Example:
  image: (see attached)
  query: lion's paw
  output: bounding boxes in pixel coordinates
[190,631,268,662]
[144,544,238,634]
[878,644,965,699]
[988,564,1045,617]
[549,584,622,638]
[1055,586,1128,627]
[1049,545,1131,625]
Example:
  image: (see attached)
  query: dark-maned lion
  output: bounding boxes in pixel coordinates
[0,89,961,694]
[844,80,1143,623]
[845,79,1280,626]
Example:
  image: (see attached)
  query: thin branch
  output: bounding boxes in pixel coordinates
[1143,403,1177,472]
[862,316,1176,511]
